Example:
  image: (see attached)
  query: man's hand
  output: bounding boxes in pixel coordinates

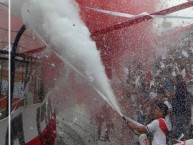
[122,116,128,123]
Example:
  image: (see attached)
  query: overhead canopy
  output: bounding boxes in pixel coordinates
[0,0,193,78]
[77,0,193,78]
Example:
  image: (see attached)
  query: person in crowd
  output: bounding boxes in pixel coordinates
[124,102,169,145]
[171,74,188,138]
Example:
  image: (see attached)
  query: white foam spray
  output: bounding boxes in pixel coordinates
[10,0,122,116]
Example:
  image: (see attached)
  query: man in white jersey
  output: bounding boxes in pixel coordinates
[124,102,168,145]
[163,98,172,131]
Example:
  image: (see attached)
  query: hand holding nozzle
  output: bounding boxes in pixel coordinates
[122,116,138,134]
[122,116,128,124]
[122,115,143,126]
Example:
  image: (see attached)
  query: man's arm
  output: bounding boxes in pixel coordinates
[127,122,148,134]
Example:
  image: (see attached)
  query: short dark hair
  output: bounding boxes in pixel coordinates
[176,74,183,81]
[157,87,165,95]
[157,102,168,117]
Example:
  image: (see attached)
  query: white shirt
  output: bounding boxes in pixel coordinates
[191,105,193,125]
[163,99,172,131]
[147,119,167,145]
[165,115,172,131]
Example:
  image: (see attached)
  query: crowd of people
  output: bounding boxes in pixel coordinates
[91,31,193,145]
[122,31,193,144]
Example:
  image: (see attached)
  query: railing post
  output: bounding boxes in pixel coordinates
[8,25,26,116]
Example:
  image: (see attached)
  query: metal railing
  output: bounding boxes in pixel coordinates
[0,49,44,120]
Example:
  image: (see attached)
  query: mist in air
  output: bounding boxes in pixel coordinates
[10,0,122,116]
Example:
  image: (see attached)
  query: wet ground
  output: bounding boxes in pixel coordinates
[54,104,98,145]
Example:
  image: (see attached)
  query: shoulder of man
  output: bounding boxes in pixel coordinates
[146,119,159,133]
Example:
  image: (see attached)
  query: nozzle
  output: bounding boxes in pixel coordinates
[122,116,126,121]
[122,116,128,123]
